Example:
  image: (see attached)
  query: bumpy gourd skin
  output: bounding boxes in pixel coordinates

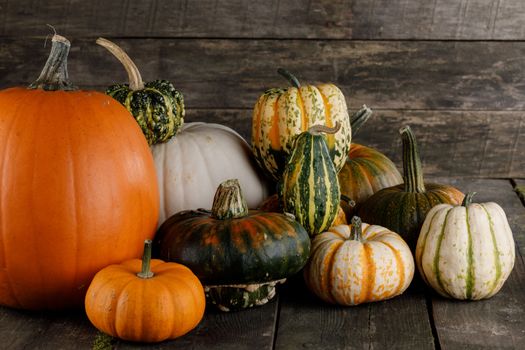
[107,79,184,145]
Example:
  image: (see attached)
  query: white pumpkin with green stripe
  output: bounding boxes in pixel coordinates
[416,193,515,300]
[252,69,351,181]
[279,123,341,236]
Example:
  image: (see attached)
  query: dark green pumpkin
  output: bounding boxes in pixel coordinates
[338,106,403,218]
[97,38,184,145]
[279,123,341,236]
[155,179,310,311]
[358,126,464,250]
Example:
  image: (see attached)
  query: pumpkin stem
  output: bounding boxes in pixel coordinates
[350,216,362,241]
[341,194,356,209]
[462,192,477,207]
[400,126,426,193]
[96,37,145,91]
[308,121,341,136]
[350,105,372,136]
[212,179,249,220]
[137,240,154,279]
[28,34,77,91]
[277,68,301,88]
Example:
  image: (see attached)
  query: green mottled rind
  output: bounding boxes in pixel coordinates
[156,209,310,285]
[205,280,283,311]
[106,79,184,145]
[358,183,464,250]
[279,131,340,236]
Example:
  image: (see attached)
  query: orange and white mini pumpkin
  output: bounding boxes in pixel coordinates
[304,217,414,305]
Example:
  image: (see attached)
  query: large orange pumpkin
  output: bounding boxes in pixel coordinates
[0,35,159,309]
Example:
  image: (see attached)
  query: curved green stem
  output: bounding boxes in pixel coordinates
[137,240,154,279]
[340,194,356,209]
[212,179,249,220]
[350,216,362,241]
[350,105,372,136]
[462,192,477,207]
[277,68,301,88]
[308,121,341,136]
[400,126,426,193]
[29,34,77,91]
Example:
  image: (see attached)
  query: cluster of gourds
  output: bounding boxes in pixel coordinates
[0,34,516,344]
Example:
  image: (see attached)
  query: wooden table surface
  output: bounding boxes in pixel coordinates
[2,1,525,349]
[1,177,524,350]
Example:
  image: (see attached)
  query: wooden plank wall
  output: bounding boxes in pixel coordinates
[0,0,524,178]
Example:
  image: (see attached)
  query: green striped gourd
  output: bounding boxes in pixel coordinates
[252,68,351,181]
[279,123,341,236]
[358,126,464,250]
[156,179,310,311]
[416,193,515,300]
[97,38,184,145]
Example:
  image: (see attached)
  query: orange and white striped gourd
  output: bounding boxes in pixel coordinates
[304,217,414,305]
[416,193,515,300]
[251,69,351,181]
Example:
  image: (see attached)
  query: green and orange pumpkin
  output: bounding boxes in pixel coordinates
[358,126,464,250]
[156,179,310,311]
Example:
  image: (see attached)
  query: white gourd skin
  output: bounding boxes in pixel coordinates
[304,223,414,306]
[151,122,272,225]
[416,202,515,300]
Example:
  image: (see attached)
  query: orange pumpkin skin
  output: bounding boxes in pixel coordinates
[85,259,205,342]
[338,143,403,217]
[0,88,159,309]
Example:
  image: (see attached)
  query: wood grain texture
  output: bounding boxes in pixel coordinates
[0,308,97,349]
[274,276,435,350]
[426,178,525,350]
[112,300,279,349]
[511,179,525,252]
[183,108,525,178]
[2,38,525,111]
[0,298,279,349]
[2,0,525,40]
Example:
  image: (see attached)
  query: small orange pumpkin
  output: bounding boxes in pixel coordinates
[85,240,205,343]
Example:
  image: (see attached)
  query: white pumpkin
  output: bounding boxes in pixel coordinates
[416,193,515,300]
[152,122,272,224]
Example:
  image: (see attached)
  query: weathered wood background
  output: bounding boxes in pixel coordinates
[1,2,525,350]
[1,0,524,177]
